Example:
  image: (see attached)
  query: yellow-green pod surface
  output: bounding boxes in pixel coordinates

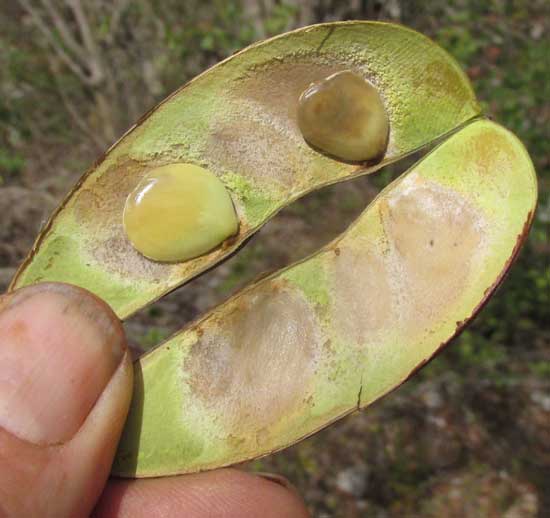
[113,120,537,477]
[10,21,479,319]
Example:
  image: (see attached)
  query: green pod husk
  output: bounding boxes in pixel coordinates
[10,21,480,319]
[113,120,537,477]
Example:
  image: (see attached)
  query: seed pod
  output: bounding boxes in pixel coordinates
[7,22,537,480]
[10,21,480,319]
[113,120,536,477]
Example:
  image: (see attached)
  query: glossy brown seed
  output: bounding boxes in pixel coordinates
[297,70,389,162]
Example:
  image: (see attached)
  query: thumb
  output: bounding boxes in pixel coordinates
[0,283,133,517]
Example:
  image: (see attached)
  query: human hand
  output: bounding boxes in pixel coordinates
[0,283,309,517]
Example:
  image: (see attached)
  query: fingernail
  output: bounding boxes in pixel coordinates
[256,472,296,491]
[0,283,126,445]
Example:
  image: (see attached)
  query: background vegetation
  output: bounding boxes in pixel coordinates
[1,1,548,516]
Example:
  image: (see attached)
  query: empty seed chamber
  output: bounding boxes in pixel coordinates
[10,22,537,477]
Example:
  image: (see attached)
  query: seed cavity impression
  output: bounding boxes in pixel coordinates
[297,70,389,162]
[123,163,239,263]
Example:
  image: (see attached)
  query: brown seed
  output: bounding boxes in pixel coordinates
[297,70,389,162]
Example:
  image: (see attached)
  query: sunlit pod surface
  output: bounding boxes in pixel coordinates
[113,120,536,477]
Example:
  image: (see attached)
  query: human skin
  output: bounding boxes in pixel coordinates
[0,282,309,518]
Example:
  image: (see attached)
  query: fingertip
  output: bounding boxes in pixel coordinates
[94,469,310,518]
[0,282,133,517]
[0,282,126,445]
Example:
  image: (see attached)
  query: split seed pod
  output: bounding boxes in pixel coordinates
[10,22,537,478]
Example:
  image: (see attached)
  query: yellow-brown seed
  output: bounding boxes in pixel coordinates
[297,70,389,162]
[123,163,239,263]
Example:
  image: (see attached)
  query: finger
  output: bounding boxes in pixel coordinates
[0,283,133,518]
[93,468,309,518]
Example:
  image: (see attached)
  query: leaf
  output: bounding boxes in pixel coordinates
[10,21,480,318]
[112,119,537,477]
